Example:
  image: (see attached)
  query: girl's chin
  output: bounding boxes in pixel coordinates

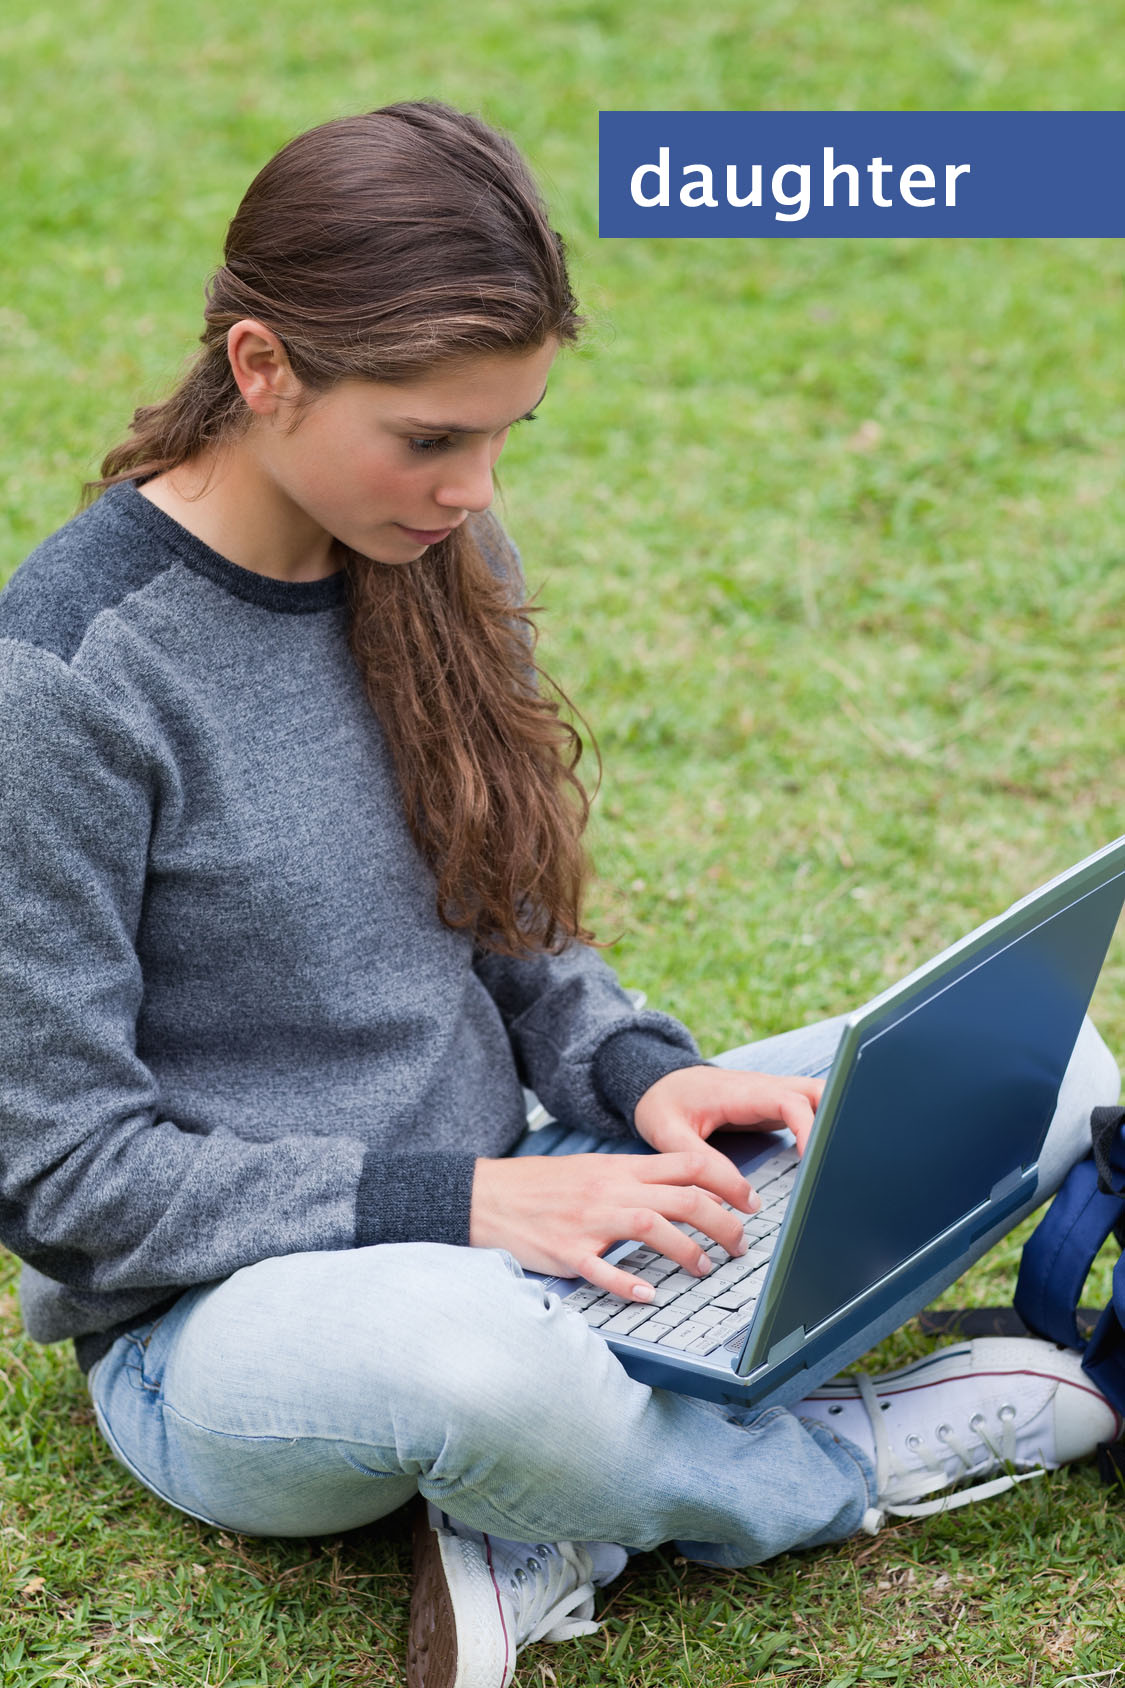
[344,537,422,567]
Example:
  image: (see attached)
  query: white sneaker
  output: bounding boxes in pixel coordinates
[407,1501,627,1688]
[796,1336,1123,1530]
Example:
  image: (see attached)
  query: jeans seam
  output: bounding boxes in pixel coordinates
[157,1402,407,1481]
[91,1396,229,1530]
[157,1399,396,1463]
[124,1337,162,1395]
[159,1400,304,1444]
[122,1312,175,1394]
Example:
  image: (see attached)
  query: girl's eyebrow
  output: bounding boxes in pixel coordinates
[396,385,548,435]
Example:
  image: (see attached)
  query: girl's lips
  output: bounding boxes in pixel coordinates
[396,523,454,544]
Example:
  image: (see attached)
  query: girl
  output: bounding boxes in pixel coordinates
[1,101,1119,1688]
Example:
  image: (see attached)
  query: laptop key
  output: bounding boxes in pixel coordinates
[711,1290,748,1311]
[652,1270,701,1305]
[601,1302,660,1335]
[661,1288,709,1319]
[575,1300,617,1328]
[685,1331,726,1355]
[742,1216,776,1244]
[761,1179,795,1209]
[655,1322,713,1350]
[687,1305,729,1328]
[564,1286,608,1311]
[722,1290,759,1328]
[751,1150,798,1189]
[628,1311,679,1341]
[712,1273,767,1312]
[705,1255,763,1293]
[747,1157,782,1187]
[668,1284,725,1316]
[710,1301,758,1338]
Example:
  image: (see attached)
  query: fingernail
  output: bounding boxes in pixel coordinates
[696,1253,712,1276]
[632,1282,655,1302]
[734,1236,749,1257]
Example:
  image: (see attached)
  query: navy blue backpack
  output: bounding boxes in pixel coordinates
[1015,1106,1125,1443]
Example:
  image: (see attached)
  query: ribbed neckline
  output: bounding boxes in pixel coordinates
[110,481,348,615]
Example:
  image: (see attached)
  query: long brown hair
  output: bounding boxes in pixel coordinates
[95,102,594,955]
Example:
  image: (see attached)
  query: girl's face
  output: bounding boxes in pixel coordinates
[246,339,559,566]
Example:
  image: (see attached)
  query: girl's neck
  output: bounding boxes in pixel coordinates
[138,447,341,584]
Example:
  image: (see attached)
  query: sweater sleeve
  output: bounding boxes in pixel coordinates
[473,942,703,1141]
[0,639,469,1335]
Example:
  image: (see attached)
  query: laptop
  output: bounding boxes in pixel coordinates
[524,834,1125,1410]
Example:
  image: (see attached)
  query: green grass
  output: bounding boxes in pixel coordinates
[4,0,1125,1682]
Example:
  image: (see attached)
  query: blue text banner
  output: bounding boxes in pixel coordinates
[599,112,1124,237]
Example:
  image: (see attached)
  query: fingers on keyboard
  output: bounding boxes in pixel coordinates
[566,1158,796,1352]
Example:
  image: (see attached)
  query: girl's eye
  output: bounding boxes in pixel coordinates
[407,412,536,456]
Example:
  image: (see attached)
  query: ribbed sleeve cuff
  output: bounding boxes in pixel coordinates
[592,1030,706,1138]
[355,1151,479,1248]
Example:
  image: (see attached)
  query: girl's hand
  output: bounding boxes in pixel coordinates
[634,1065,824,1160]
[470,1146,756,1303]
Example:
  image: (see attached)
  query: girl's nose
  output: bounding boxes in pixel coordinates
[435,451,495,514]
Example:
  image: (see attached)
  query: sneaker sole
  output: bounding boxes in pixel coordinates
[408,1502,511,1688]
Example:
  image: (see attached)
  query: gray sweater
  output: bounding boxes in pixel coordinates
[0,484,700,1365]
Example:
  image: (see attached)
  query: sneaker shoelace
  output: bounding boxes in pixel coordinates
[858,1372,1047,1524]
[490,1538,600,1647]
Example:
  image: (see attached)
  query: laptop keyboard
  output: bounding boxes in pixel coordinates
[564,1146,799,1357]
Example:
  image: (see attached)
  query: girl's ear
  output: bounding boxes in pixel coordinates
[227,320,301,417]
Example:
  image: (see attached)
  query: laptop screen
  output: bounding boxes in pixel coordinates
[750,870,1125,1359]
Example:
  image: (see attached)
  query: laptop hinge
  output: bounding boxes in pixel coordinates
[767,1325,807,1366]
[988,1166,1029,1204]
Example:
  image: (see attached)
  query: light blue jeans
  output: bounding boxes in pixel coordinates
[87,1015,1118,1569]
